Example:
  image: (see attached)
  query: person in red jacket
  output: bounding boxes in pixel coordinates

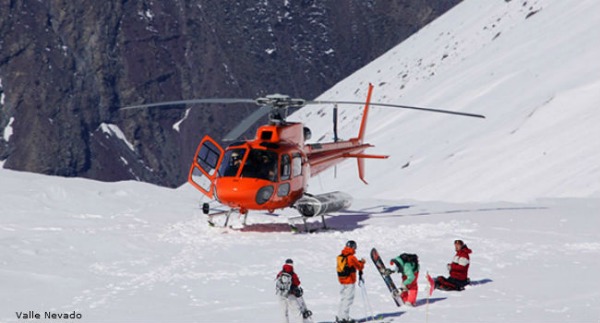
[435,240,472,291]
[276,259,312,322]
[336,240,366,323]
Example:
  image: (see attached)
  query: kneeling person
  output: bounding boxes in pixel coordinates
[389,253,419,306]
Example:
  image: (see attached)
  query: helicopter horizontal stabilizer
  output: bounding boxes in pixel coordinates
[340,152,390,184]
[343,153,389,159]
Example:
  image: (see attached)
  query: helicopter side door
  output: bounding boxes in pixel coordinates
[188,135,224,199]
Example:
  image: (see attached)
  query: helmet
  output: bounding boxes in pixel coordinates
[346,240,357,250]
[285,258,294,264]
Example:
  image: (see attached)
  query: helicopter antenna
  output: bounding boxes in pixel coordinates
[333,103,339,143]
[333,103,339,179]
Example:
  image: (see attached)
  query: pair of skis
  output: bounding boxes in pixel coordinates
[370,248,435,307]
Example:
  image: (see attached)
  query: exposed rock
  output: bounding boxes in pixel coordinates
[0,0,458,187]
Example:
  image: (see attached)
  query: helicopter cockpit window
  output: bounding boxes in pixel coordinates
[280,154,291,181]
[218,148,246,177]
[240,149,278,181]
[292,153,302,177]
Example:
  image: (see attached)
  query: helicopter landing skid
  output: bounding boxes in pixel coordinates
[202,203,248,227]
[288,214,328,233]
[206,209,233,227]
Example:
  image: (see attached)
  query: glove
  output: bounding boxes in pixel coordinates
[360,258,366,263]
[292,286,303,297]
[400,284,408,292]
[390,259,403,274]
[447,263,452,272]
[383,268,393,276]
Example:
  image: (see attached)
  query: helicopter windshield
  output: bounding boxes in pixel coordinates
[218,148,247,177]
[240,149,278,181]
[218,148,278,181]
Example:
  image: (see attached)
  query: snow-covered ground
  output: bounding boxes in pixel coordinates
[2,0,600,322]
[1,170,599,323]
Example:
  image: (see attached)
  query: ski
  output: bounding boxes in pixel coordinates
[370,248,404,306]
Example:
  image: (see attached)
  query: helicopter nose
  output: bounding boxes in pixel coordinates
[214,179,272,208]
[215,181,247,203]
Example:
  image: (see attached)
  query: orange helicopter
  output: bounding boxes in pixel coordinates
[124,83,484,229]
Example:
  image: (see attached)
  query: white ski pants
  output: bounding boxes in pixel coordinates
[337,283,356,321]
[279,294,309,323]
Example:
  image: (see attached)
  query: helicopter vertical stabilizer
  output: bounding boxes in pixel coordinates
[356,83,374,143]
[356,83,374,184]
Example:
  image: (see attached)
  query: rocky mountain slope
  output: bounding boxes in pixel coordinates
[0,0,458,186]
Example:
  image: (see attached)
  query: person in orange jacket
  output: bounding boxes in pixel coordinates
[336,240,366,323]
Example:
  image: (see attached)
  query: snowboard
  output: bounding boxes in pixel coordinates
[370,248,404,306]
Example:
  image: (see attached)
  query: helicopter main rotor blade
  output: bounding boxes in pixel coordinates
[308,100,485,119]
[222,105,272,142]
[121,98,257,110]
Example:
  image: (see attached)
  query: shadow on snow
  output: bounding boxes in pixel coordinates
[208,203,545,233]
[416,297,447,307]
[316,311,405,323]
[468,278,493,287]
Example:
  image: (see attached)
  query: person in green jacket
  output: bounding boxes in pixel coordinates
[389,253,419,306]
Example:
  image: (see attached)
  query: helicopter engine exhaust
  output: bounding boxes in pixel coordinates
[295,191,352,218]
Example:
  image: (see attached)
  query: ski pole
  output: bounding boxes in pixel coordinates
[358,274,374,322]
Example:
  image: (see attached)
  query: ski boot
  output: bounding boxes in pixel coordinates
[302,309,312,319]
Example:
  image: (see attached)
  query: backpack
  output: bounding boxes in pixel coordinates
[276,272,293,296]
[337,255,354,277]
[399,253,419,271]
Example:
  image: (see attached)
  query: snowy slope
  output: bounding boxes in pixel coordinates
[2,1,600,323]
[292,0,600,202]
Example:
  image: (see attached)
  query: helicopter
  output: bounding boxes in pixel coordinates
[123,83,485,230]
